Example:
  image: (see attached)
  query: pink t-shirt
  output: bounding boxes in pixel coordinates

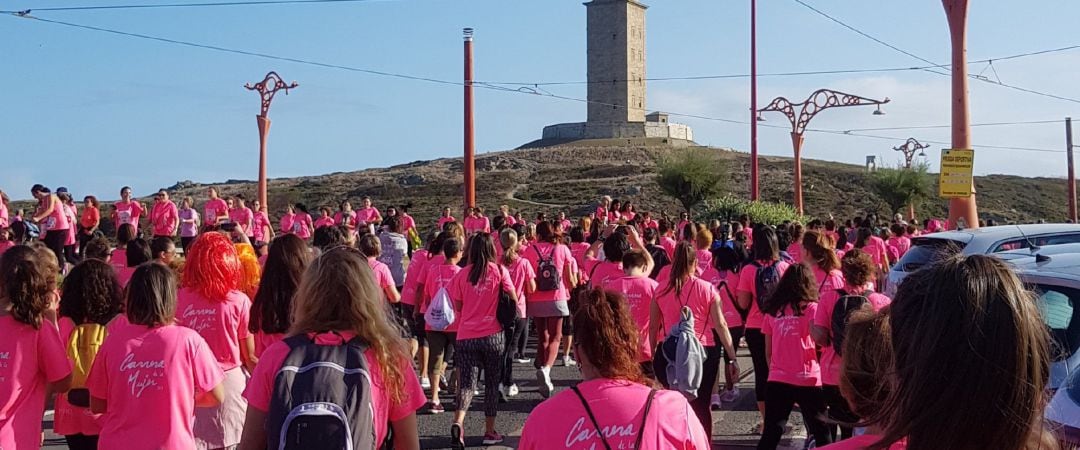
[786,243,803,266]
[64,203,78,245]
[695,249,713,274]
[762,303,821,387]
[463,216,491,235]
[595,206,608,220]
[887,236,911,257]
[659,236,677,260]
[602,275,659,362]
[817,434,907,450]
[110,249,128,271]
[812,267,846,297]
[400,214,415,233]
[293,213,313,239]
[505,257,537,318]
[204,198,229,225]
[355,207,381,225]
[116,266,136,287]
[113,200,142,230]
[400,249,431,306]
[367,257,396,299]
[585,260,624,287]
[448,263,515,341]
[0,241,14,258]
[174,288,253,371]
[151,201,179,236]
[701,267,743,328]
[252,211,271,242]
[569,242,591,273]
[523,242,575,302]
[253,331,285,358]
[334,211,357,229]
[814,285,892,385]
[422,263,461,332]
[243,333,425,444]
[279,213,295,235]
[414,254,446,305]
[736,260,791,329]
[436,216,456,230]
[502,214,517,226]
[230,207,255,237]
[0,316,72,449]
[314,216,335,229]
[655,277,718,347]
[86,323,224,450]
[518,378,709,450]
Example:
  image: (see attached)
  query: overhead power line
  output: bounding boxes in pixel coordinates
[4,13,1066,155]
[0,0,386,14]
[791,0,1080,105]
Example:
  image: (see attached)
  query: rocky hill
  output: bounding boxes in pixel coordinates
[16,144,1070,234]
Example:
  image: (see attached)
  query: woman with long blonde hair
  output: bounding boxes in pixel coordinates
[239,246,423,450]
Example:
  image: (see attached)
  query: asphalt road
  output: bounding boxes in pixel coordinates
[43,339,811,449]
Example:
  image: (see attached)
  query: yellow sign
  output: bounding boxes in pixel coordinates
[939,149,974,198]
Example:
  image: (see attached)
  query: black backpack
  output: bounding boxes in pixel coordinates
[830,289,873,356]
[267,333,377,450]
[752,261,782,310]
[534,246,562,292]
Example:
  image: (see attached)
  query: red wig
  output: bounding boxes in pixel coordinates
[182,233,241,301]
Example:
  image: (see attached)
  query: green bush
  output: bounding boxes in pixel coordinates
[700,195,806,226]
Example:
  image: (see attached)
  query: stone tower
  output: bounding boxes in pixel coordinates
[586,0,647,124]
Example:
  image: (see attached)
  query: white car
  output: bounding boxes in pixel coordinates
[1009,255,1080,391]
[885,224,1080,298]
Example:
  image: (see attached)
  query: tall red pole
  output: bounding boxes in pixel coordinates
[943,0,979,229]
[463,28,476,210]
[749,0,759,201]
[1068,117,1076,223]
[256,116,271,209]
[791,132,804,215]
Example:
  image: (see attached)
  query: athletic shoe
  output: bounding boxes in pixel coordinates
[563,355,577,367]
[482,432,504,445]
[721,387,740,403]
[450,423,465,450]
[710,393,722,411]
[514,356,532,364]
[508,383,520,397]
[426,402,445,414]
[537,367,554,398]
[498,384,510,402]
[420,377,431,390]
[439,375,448,391]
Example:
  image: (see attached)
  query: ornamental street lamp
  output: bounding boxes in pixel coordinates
[759,89,890,215]
[894,137,931,169]
[245,71,298,210]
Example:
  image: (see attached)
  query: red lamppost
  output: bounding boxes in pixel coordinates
[894,137,930,169]
[943,0,979,230]
[759,89,889,215]
[749,0,760,201]
[463,28,476,210]
[245,71,298,210]
[894,137,930,220]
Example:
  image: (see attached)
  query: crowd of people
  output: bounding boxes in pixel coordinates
[0,185,1069,450]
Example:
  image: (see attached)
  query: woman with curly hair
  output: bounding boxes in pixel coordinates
[55,259,125,450]
[238,246,424,450]
[519,287,710,449]
[0,244,73,449]
[177,232,254,450]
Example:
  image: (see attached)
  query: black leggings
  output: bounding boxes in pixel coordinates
[43,229,67,269]
[757,382,831,449]
[653,344,722,439]
[64,244,79,266]
[502,319,528,386]
[65,433,99,450]
[745,328,769,402]
[823,384,857,441]
[180,236,196,254]
[456,333,505,417]
[511,318,529,358]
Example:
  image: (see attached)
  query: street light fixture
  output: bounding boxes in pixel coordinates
[245,71,298,210]
[759,88,890,215]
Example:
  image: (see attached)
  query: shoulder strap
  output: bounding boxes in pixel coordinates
[571,386,614,450]
[634,389,657,450]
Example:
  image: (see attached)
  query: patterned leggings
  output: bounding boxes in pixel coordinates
[455,333,505,417]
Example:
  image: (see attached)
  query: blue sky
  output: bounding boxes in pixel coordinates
[2,0,1078,201]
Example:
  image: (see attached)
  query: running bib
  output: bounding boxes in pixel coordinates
[292,221,301,233]
[118,210,132,225]
[45,217,56,230]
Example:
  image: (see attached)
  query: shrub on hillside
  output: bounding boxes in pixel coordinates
[656,149,727,215]
[701,195,806,226]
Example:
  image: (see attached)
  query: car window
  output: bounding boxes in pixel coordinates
[893,238,964,273]
[993,233,1080,253]
[1034,285,1080,364]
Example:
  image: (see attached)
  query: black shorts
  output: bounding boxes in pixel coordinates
[562,314,574,336]
[392,303,413,339]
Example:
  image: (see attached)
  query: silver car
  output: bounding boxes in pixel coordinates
[885,224,1080,297]
[1008,254,1080,391]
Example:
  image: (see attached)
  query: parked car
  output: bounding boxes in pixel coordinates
[885,224,1080,297]
[1009,254,1080,391]
[1046,369,1080,447]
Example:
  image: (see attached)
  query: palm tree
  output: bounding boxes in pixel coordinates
[869,162,933,218]
[656,148,727,215]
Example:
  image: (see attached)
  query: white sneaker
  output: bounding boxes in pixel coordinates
[508,384,520,397]
[498,384,510,401]
[537,368,554,398]
[514,357,532,364]
[563,355,577,367]
[420,377,431,390]
[721,387,740,403]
